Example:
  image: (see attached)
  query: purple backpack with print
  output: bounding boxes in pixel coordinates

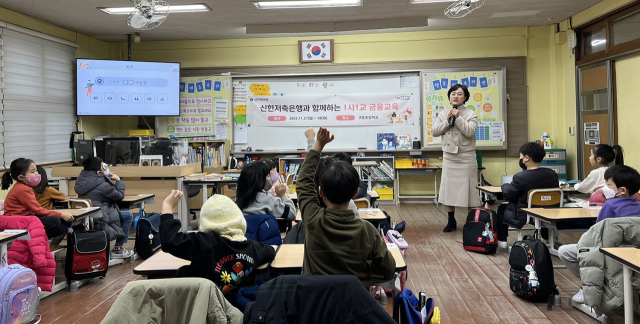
[0,265,40,324]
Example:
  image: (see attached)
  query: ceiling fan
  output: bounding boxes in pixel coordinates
[444,0,487,19]
[127,0,170,30]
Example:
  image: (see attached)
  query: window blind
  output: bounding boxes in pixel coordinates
[0,27,77,168]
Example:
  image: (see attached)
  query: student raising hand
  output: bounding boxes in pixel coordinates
[313,127,334,152]
[275,183,288,198]
[162,190,184,214]
[305,127,316,140]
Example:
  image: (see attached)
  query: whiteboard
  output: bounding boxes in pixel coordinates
[422,68,507,150]
[232,72,421,152]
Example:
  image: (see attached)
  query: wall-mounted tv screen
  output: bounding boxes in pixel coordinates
[76,59,180,116]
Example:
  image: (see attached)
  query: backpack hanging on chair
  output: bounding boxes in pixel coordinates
[392,289,440,324]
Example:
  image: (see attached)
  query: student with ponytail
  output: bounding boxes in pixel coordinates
[2,158,74,238]
[574,144,624,194]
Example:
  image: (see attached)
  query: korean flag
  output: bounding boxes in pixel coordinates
[302,41,332,62]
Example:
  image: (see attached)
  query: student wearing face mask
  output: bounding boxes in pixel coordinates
[74,157,134,259]
[558,164,640,304]
[260,159,285,198]
[236,161,297,221]
[2,158,74,238]
[494,143,559,249]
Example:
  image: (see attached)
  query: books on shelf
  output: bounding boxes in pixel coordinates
[171,140,226,167]
[285,163,301,174]
[356,160,395,181]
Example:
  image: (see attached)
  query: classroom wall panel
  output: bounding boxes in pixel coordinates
[615,52,640,168]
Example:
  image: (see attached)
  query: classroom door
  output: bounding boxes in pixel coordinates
[577,61,616,178]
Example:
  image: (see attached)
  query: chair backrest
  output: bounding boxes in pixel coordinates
[527,188,564,208]
[244,214,283,246]
[69,198,92,209]
[353,197,370,209]
[285,173,295,187]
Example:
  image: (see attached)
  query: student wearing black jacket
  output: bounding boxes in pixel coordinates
[496,143,559,248]
[159,190,276,294]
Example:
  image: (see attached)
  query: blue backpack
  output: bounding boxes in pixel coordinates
[0,265,40,324]
[393,289,436,324]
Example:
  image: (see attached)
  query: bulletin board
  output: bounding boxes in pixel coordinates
[231,72,421,152]
[422,68,507,150]
[156,76,232,139]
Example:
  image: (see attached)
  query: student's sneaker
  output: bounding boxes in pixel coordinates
[498,241,508,249]
[110,248,133,259]
[572,288,585,304]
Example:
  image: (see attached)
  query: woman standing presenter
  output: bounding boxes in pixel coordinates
[432,84,481,232]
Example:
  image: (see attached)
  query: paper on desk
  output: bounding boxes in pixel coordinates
[214,121,228,140]
[583,206,602,210]
[214,99,228,119]
[234,124,248,143]
[1,230,31,240]
[386,243,397,249]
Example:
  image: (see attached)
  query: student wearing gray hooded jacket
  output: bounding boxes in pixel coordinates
[74,157,133,259]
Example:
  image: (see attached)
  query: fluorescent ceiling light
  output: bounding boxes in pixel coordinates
[591,39,606,46]
[409,0,479,3]
[253,0,362,9]
[98,4,211,15]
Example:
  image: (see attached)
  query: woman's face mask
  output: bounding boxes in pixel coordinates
[22,174,41,187]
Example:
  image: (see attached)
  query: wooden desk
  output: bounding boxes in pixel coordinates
[295,208,387,224]
[0,230,29,267]
[133,250,268,279]
[55,207,101,229]
[117,194,156,214]
[478,186,576,196]
[523,207,599,256]
[600,247,640,324]
[270,243,407,272]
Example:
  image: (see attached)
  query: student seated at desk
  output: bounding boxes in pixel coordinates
[559,165,640,304]
[159,190,276,295]
[565,144,625,207]
[298,127,395,288]
[236,162,297,221]
[305,127,369,201]
[261,159,286,198]
[495,142,559,249]
[74,157,133,259]
[1,158,74,239]
[33,166,66,209]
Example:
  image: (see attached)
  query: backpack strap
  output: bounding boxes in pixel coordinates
[474,209,481,222]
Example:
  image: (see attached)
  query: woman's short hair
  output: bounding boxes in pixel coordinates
[447,84,470,104]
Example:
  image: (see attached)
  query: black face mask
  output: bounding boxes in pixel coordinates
[519,158,527,170]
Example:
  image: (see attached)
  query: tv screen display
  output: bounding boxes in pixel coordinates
[76,59,180,116]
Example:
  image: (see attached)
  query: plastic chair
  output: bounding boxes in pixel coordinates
[353,197,371,209]
[285,173,296,193]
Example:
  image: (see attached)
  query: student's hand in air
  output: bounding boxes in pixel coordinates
[109,173,121,181]
[275,183,288,198]
[162,190,184,211]
[61,213,74,222]
[316,127,334,147]
[305,127,316,140]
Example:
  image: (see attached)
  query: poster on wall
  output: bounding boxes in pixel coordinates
[159,76,231,137]
[246,93,415,127]
[423,70,505,146]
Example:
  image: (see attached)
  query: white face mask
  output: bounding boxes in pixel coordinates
[602,186,618,199]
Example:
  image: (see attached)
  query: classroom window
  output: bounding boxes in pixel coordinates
[0,27,77,167]
[611,10,640,46]
[583,26,607,56]
[581,90,608,111]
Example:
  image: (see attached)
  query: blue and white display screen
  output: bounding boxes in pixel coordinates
[76,59,180,116]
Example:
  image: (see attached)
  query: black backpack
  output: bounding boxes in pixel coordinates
[134,212,162,259]
[65,230,109,281]
[508,231,559,309]
[462,208,498,254]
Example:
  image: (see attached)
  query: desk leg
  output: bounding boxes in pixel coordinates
[178,177,188,232]
[0,243,7,267]
[624,265,633,324]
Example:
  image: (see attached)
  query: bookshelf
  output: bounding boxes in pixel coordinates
[170,139,230,170]
[352,156,395,204]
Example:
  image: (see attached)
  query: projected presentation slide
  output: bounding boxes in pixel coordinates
[77,59,180,116]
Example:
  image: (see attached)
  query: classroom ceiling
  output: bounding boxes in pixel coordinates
[0,0,603,42]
